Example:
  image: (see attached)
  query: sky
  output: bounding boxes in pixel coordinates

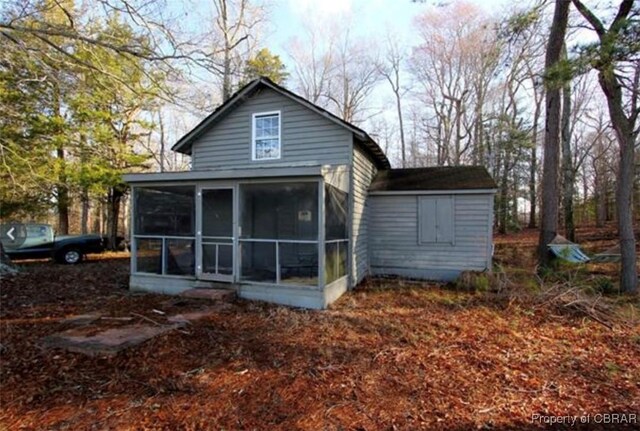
[266,0,509,60]
[175,0,511,73]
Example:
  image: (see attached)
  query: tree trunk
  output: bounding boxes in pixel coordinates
[561,70,575,241]
[81,188,89,235]
[121,195,128,245]
[595,184,606,227]
[596,72,638,293]
[635,154,640,224]
[511,175,519,228]
[597,68,638,293]
[529,97,541,229]
[56,148,70,235]
[499,157,509,234]
[93,200,102,235]
[106,187,124,250]
[395,89,406,168]
[581,163,589,224]
[614,130,637,293]
[222,48,232,101]
[538,0,570,267]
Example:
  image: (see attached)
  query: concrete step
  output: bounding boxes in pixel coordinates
[179,288,236,302]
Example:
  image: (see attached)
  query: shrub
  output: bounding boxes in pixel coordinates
[455,271,491,292]
[592,276,619,295]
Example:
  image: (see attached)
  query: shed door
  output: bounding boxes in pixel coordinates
[199,188,234,282]
[418,196,454,245]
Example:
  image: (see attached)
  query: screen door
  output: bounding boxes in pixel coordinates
[199,188,234,281]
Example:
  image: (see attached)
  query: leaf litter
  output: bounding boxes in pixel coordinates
[0,234,639,430]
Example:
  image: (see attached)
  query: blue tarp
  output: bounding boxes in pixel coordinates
[548,243,591,263]
[548,235,621,264]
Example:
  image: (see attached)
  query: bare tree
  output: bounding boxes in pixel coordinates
[287,18,380,124]
[287,25,336,107]
[572,0,639,293]
[377,32,410,167]
[538,0,570,267]
[411,1,501,166]
[211,0,264,101]
[327,30,381,124]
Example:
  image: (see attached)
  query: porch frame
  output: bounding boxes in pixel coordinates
[128,173,350,303]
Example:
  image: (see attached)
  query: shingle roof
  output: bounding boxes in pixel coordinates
[171,77,390,169]
[369,166,497,192]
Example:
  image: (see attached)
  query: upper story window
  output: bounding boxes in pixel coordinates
[252,111,281,160]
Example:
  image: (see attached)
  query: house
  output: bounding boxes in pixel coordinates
[123,77,497,309]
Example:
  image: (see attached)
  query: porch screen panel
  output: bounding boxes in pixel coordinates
[133,186,195,276]
[136,238,162,274]
[241,242,276,282]
[240,182,319,286]
[134,186,195,235]
[240,183,318,240]
[280,243,318,285]
[325,184,348,240]
[325,184,348,283]
[166,239,195,275]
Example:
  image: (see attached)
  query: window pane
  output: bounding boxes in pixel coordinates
[280,242,318,286]
[325,241,347,284]
[255,138,280,159]
[255,120,265,137]
[241,182,318,240]
[136,238,162,274]
[240,241,276,282]
[166,239,194,275]
[135,186,195,235]
[325,184,348,240]
[255,114,279,138]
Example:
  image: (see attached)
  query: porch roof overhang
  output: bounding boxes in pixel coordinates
[123,164,326,184]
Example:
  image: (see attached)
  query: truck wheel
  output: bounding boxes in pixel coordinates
[57,248,83,264]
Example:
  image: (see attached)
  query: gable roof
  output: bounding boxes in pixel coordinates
[369,166,497,192]
[172,77,391,169]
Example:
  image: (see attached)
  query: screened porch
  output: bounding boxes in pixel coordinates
[130,178,349,290]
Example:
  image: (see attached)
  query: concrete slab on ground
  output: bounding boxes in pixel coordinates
[41,324,181,357]
[62,313,101,326]
[167,308,222,324]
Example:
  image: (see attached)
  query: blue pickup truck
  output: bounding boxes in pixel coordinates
[0,223,107,264]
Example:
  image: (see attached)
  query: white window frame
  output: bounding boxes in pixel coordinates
[251,110,281,161]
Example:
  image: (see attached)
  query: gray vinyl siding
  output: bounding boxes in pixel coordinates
[369,193,494,280]
[191,88,352,170]
[351,145,378,285]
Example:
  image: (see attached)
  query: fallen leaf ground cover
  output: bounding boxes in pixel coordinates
[1,227,639,430]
